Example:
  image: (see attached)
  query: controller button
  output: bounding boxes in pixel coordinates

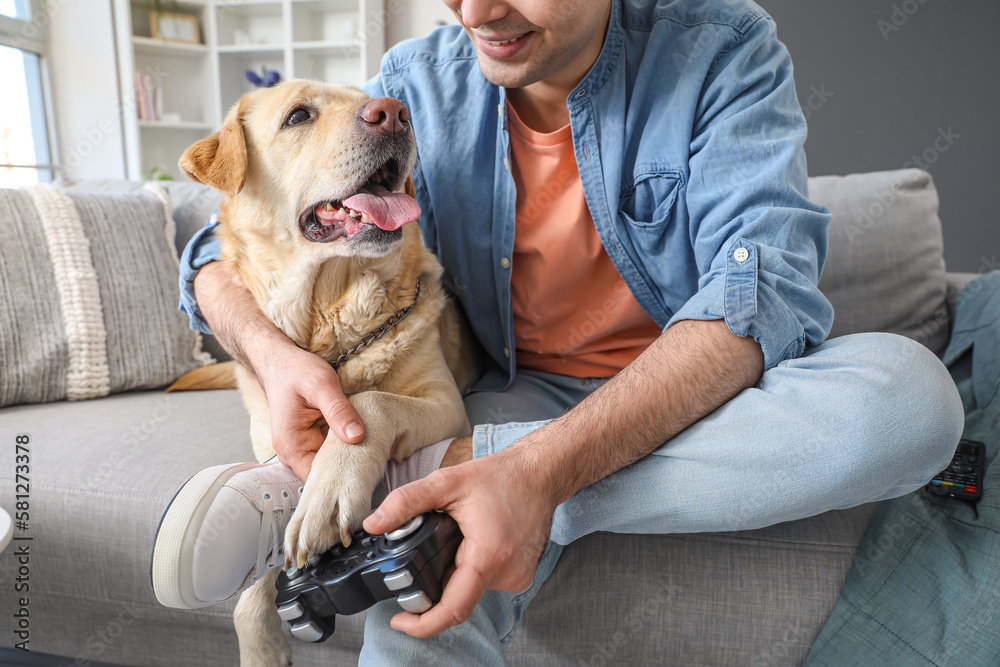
[397,590,433,614]
[386,515,425,542]
[290,621,325,643]
[277,601,304,622]
[384,570,415,591]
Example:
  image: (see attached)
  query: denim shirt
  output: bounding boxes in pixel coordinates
[179,0,834,391]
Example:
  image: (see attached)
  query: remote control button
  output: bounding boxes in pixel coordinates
[386,515,425,542]
[290,621,325,643]
[384,570,415,592]
[397,590,433,613]
[277,601,304,622]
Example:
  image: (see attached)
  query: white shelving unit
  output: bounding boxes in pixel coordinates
[114,0,385,180]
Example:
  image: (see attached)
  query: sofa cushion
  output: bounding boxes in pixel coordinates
[0,185,214,407]
[809,169,950,355]
[57,179,221,260]
[0,387,878,667]
[508,503,878,666]
[0,390,363,667]
[60,179,230,362]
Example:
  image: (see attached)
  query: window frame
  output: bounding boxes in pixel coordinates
[0,0,58,183]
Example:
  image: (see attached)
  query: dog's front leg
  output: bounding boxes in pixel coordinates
[282,425,394,569]
[233,363,277,463]
[234,568,291,667]
[283,388,469,569]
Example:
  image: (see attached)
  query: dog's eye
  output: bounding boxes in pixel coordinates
[285,107,312,127]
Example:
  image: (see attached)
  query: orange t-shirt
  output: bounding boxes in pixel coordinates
[508,103,663,378]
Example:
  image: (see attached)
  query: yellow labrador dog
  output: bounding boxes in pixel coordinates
[177,80,475,666]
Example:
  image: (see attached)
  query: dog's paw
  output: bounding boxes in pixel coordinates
[283,443,385,569]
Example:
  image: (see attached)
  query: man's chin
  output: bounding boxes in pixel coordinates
[476,57,541,89]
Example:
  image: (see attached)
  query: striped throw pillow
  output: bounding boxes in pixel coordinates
[0,183,214,407]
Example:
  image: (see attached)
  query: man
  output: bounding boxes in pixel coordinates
[160,0,964,663]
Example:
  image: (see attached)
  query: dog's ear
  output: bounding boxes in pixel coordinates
[179,98,248,196]
[404,175,416,199]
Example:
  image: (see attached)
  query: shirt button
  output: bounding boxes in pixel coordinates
[503,347,510,359]
[734,247,750,263]
[500,257,510,269]
[503,157,510,171]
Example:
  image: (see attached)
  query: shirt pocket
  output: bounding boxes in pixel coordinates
[618,167,683,229]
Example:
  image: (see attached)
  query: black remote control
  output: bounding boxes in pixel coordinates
[274,511,462,642]
[926,439,986,501]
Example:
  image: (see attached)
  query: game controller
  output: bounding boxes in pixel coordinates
[274,511,462,642]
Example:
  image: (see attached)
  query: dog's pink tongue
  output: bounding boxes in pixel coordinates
[343,184,421,231]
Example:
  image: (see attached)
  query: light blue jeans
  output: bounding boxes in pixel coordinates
[359,333,964,666]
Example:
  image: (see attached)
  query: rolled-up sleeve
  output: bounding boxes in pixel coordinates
[178,209,222,335]
[667,16,834,370]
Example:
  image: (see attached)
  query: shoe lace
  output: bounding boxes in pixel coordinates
[254,490,294,580]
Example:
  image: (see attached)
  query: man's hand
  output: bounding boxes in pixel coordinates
[257,345,367,481]
[363,446,557,638]
[194,261,367,480]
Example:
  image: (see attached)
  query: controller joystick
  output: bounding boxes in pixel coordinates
[274,511,462,642]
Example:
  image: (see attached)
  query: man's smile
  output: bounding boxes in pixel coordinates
[474,30,535,59]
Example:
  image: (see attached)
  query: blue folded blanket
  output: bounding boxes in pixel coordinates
[806,271,1000,666]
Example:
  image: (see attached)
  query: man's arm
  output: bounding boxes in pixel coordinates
[193,260,367,480]
[524,318,762,506]
[193,261,290,371]
[365,317,763,637]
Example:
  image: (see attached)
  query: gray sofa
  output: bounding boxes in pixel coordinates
[0,168,974,666]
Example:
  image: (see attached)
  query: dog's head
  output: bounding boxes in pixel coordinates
[180,80,420,258]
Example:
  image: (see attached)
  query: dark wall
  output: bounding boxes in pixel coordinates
[757,0,999,273]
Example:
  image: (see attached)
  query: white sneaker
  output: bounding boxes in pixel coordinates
[151,458,302,609]
[150,438,456,610]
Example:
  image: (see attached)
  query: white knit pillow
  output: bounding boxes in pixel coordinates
[0,184,213,407]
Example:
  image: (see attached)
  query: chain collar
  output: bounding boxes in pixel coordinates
[330,279,421,371]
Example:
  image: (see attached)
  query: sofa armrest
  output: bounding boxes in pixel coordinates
[946,272,979,325]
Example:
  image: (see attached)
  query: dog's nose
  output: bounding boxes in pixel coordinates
[359,98,410,136]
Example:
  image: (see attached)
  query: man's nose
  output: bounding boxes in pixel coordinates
[454,0,509,29]
[358,97,410,136]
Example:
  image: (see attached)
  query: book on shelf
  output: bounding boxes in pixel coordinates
[134,71,161,122]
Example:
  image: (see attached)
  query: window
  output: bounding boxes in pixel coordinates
[0,0,30,21]
[0,0,53,189]
[0,46,51,187]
